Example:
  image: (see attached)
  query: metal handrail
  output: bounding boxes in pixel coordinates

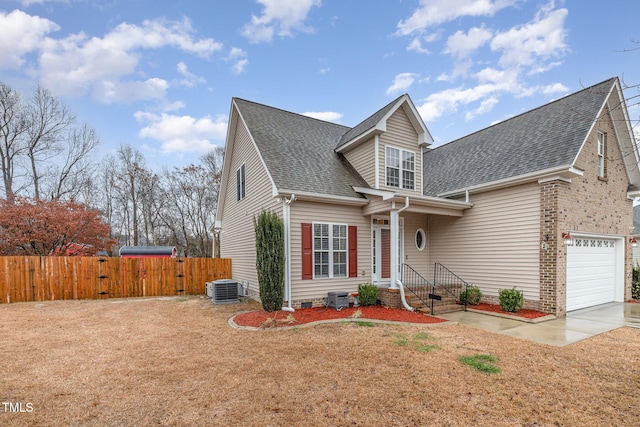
[433,263,470,311]
[400,263,437,314]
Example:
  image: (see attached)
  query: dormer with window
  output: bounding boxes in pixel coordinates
[335,94,432,195]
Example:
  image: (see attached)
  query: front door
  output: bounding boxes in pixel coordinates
[372,218,403,285]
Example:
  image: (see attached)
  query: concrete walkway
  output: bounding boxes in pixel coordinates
[439,302,640,346]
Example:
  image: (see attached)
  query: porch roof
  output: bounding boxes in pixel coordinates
[353,186,472,217]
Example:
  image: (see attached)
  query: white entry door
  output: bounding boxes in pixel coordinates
[371,217,403,285]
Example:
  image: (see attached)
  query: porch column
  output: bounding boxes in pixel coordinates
[389,209,399,289]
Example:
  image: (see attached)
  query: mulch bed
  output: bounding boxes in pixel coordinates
[469,302,549,319]
[232,305,448,328]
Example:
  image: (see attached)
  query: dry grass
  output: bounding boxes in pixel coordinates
[1,296,639,426]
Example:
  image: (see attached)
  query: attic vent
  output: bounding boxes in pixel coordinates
[212,279,239,304]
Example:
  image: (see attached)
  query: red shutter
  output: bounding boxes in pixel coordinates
[302,223,312,280]
[348,226,357,278]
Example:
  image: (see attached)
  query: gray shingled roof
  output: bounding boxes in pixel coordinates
[336,94,404,149]
[234,98,369,198]
[423,78,617,196]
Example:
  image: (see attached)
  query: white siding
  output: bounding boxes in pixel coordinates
[379,108,422,194]
[290,201,371,302]
[219,117,281,296]
[429,183,540,300]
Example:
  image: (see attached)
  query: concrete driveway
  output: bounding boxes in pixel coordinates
[440,302,640,346]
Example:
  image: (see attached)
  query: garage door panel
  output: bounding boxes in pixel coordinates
[566,237,618,312]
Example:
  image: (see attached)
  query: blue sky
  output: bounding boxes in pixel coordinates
[1,0,638,169]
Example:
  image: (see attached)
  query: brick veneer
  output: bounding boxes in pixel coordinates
[538,108,633,316]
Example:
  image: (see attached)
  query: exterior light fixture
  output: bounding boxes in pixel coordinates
[561,231,573,246]
[630,237,638,248]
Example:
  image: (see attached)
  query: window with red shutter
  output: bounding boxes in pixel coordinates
[348,226,357,277]
[301,223,312,279]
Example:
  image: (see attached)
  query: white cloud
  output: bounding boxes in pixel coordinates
[176,62,206,87]
[19,0,65,5]
[417,83,500,122]
[135,111,228,154]
[445,27,493,59]
[241,0,321,43]
[302,111,343,122]
[465,96,498,120]
[0,9,59,69]
[491,5,568,69]
[227,47,249,74]
[93,78,168,103]
[542,82,569,94]
[386,73,419,95]
[407,37,430,54]
[397,0,517,36]
[32,16,222,102]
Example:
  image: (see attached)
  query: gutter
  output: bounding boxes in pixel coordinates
[396,279,415,312]
[395,196,413,311]
[437,165,584,198]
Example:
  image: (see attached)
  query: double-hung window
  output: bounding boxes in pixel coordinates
[236,164,246,201]
[597,131,606,178]
[313,223,347,278]
[386,146,415,190]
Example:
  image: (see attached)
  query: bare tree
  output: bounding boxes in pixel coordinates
[48,123,100,200]
[0,82,100,202]
[113,144,149,246]
[25,86,75,200]
[0,83,27,201]
[160,150,222,257]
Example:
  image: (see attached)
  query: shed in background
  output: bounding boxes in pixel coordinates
[119,246,177,258]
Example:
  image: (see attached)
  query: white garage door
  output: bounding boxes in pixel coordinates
[566,237,617,311]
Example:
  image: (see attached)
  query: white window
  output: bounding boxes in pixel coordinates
[386,146,415,190]
[415,228,426,251]
[313,223,347,278]
[597,131,605,177]
[236,164,246,201]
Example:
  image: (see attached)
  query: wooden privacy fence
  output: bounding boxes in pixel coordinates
[0,256,232,304]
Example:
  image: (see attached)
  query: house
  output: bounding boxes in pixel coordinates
[215,77,640,317]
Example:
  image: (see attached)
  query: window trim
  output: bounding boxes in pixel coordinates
[597,131,606,178]
[385,145,415,190]
[312,222,348,279]
[236,163,246,201]
[415,228,426,251]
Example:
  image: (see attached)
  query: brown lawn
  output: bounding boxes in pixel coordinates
[1,296,639,426]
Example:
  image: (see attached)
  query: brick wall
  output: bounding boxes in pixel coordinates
[539,107,633,316]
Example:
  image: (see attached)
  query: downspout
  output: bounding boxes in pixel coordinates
[396,197,413,311]
[396,279,415,312]
[281,194,296,312]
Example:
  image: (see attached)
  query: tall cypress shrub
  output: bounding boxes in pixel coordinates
[254,210,285,312]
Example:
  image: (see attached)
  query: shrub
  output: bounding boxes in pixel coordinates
[633,265,640,300]
[357,283,378,306]
[254,210,284,312]
[498,288,523,312]
[459,286,482,305]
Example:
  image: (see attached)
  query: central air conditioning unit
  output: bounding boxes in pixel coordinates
[212,279,239,304]
[205,282,214,298]
[327,291,349,311]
